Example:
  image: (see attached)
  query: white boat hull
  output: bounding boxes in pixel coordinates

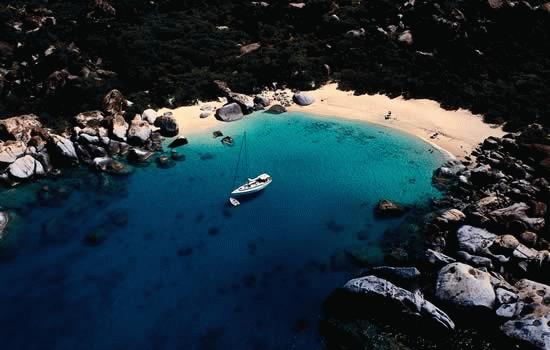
[231,173,272,196]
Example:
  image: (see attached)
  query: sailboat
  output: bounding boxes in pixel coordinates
[229,132,272,205]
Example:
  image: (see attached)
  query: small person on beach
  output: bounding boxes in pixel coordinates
[384,111,392,120]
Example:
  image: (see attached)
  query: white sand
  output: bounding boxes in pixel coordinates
[159,83,505,159]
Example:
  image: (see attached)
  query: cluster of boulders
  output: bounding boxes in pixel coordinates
[212,80,315,121]
[0,89,180,185]
[328,124,550,349]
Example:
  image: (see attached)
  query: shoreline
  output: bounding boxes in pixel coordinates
[160,84,504,160]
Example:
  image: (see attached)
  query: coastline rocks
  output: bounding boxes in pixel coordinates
[168,136,188,148]
[0,141,26,165]
[92,157,128,175]
[154,112,179,137]
[49,135,78,164]
[102,89,127,114]
[500,279,550,349]
[142,109,158,125]
[216,103,244,122]
[265,104,287,114]
[254,95,270,107]
[435,262,496,310]
[375,199,406,218]
[75,111,104,127]
[8,155,45,180]
[343,275,455,331]
[488,202,545,232]
[0,114,42,143]
[109,114,129,141]
[293,92,315,106]
[127,116,152,145]
[127,148,154,163]
[457,225,496,256]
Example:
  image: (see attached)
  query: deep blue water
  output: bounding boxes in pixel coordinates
[0,112,446,349]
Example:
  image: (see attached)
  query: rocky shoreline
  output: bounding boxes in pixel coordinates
[324,124,550,349]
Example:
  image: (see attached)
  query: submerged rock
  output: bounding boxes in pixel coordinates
[156,155,175,168]
[374,199,406,218]
[435,262,496,310]
[127,148,153,163]
[92,157,128,175]
[343,275,455,331]
[0,211,9,239]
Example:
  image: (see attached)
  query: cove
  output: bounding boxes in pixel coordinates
[0,112,447,349]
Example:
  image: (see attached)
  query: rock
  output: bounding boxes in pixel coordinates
[264,104,287,114]
[435,262,496,310]
[482,137,500,150]
[156,155,175,169]
[488,202,545,232]
[495,288,518,305]
[0,141,26,165]
[370,266,421,282]
[92,157,128,175]
[530,201,547,217]
[142,109,158,124]
[457,225,497,256]
[168,136,188,148]
[0,211,8,239]
[200,111,210,119]
[254,95,270,107]
[438,209,466,224]
[171,150,185,161]
[491,235,520,255]
[0,114,42,142]
[374,199,406,218]
[86,144,108,158]
[8,155,44,180]
[127,116,152,145]
[456,251,494,269]
[74,111,104,127]
[102,89,127,114]
[221,136,234,146]
[239,42,261,56]
[425,249,457,267]
[293,92,315,106]
[49,135,78,164]
[127,148,154,163]
[496,302,523,318]
[343,275,455,331]
[470,164,496,186]
[398,30,413,45]
[501,279,550,349]
[216,103,244,122]
[488,0,504,9]
[520,231,538,247]
[154,112,179,137]
[213,131,223,138]
[109,114,129,141]
[346,28,366,38]
[78,133,100,145]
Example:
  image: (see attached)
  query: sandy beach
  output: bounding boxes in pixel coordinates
[159,83,504,159]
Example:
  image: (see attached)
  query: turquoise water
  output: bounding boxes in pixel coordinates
[0,112,446,349]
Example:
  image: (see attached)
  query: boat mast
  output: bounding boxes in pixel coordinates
[232,132,248,188]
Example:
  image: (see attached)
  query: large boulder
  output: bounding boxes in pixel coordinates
[74,111,104,128]
[457,225,496,256]
[216,103,244,122]
[0,114,42,142]
[102,89,127,114]
[0,141,26,166]
[109,114,129,141]
[500,279,550,350]
[435,262,496,310]
[374,199,406,218]
[8,155,45,180]
[343,275,455,331]
[293,92,315,106]
[488,202,545,232]
[127,116,152,145]
[265,104,287,114]
[154,112,179,137]
[49,135,78,164]
[127,148,154,163]
[142,109,158,124]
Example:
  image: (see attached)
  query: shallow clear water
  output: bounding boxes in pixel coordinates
[0,112,446,349]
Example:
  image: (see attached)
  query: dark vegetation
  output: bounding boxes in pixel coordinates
[1,0,550,129]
